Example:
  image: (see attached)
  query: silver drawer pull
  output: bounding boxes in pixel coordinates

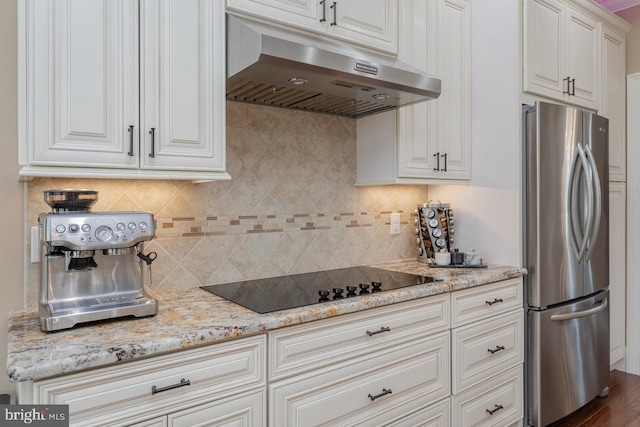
[485,298,503,306]
[487,345,505,354]
[368,388,392,401]
[486,404,504,415]
[366,326,391,336]
[151,378,190,395]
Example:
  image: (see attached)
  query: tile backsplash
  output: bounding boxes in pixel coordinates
[25,103,428,306]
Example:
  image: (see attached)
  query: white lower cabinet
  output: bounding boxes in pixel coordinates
[17,279,525,426]
[269,332,450,426]
[450,278,525,426]
[17,335,266,427]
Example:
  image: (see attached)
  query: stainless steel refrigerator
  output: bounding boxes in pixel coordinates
[523,101,610,427]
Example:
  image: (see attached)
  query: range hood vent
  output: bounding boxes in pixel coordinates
[226,15,441,119]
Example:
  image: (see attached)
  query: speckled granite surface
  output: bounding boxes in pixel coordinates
[6,260,526,382]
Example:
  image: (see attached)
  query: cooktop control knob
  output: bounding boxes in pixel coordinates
[346,286,357,296]
[359,283,370,294]
[332,287,344,299]
[371,281,382,292]
[318,290,330,302]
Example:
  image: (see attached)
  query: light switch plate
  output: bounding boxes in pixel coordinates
[31,226,39,263]
[390,213,401,235]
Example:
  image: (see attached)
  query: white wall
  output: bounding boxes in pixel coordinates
[616,5,640,74]
[428,0,522,266]
[0,0,26,395]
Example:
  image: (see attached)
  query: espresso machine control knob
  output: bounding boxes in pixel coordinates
[81,224,91,232]
[68,224,79,233]
[55,225,66,234]
[95,226,114,242]
[128,222,137,230]
[116,223,126,231]
[139,222,148,231]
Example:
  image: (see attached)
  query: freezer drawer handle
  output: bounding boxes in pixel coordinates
[486,404,504,415]
[485,298,503,306]
[368,388,392,401]
[151,378,190,395]
[550,298,608,322]
[366,326,391,336]
[487,345,505,354]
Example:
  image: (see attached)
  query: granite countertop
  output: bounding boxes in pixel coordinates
[6,260,526,383]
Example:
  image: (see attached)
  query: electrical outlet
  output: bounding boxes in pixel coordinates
[390,213,401,235]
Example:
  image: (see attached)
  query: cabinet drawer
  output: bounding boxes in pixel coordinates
[453,310,524,393]
[168,388,265,427]
[385,397,450,427]
[270,332,450,427]
[452,366,523,427]
[268,294,449,381]
[31,336,265,427]
[451,278,523,327]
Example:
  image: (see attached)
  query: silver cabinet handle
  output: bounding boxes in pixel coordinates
[368,388,392,401]
[366,326,391,336]
[151,378,190,395]
[127,125,135,156]
[551,298,607,321]
[148,128,156,158]
[433,152,440,171]
[320,0,326,22]
[330,2,337,26]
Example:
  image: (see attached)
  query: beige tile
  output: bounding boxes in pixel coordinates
[125,180,180,213]
[227,232,282,277]
[155,237,202,264]
[208,259,246,285]
[155,265,202,290]
[143,241,179,290]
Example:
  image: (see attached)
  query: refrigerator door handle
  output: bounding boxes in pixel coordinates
[584,145,602,261]
[550,297,608,321]
[570,144,593,262]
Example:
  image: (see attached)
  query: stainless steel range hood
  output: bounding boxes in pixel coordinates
[226,15,441,119]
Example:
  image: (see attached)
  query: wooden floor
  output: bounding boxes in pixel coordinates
[550,370,640,426]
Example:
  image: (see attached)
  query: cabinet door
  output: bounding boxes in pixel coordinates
[24,0,138,169]
[523,0,565,101]
[565,6,599,110]
[601,26,626,182]
[609,182,626,365]
[396,0,439,179]
[327,0,398,54]
[141,0,226,172]
[434,0,471,179]
[225,0,324,33]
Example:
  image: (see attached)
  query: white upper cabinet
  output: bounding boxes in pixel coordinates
[356,0,471,185]
[19,0,229,180]
[226,0,398,55]
[524,0,600,110]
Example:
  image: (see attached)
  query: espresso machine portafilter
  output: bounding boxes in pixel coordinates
[38,190,158,332]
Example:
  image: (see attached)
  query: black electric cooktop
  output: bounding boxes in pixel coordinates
[200,266,439,314]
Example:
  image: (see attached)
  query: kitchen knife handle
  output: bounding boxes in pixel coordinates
[320,0,326,22]
[330,2,337,26]
[148,127,156,158]
[127,125,135,156]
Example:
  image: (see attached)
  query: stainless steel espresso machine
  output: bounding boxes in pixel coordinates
[38,190,158,332]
